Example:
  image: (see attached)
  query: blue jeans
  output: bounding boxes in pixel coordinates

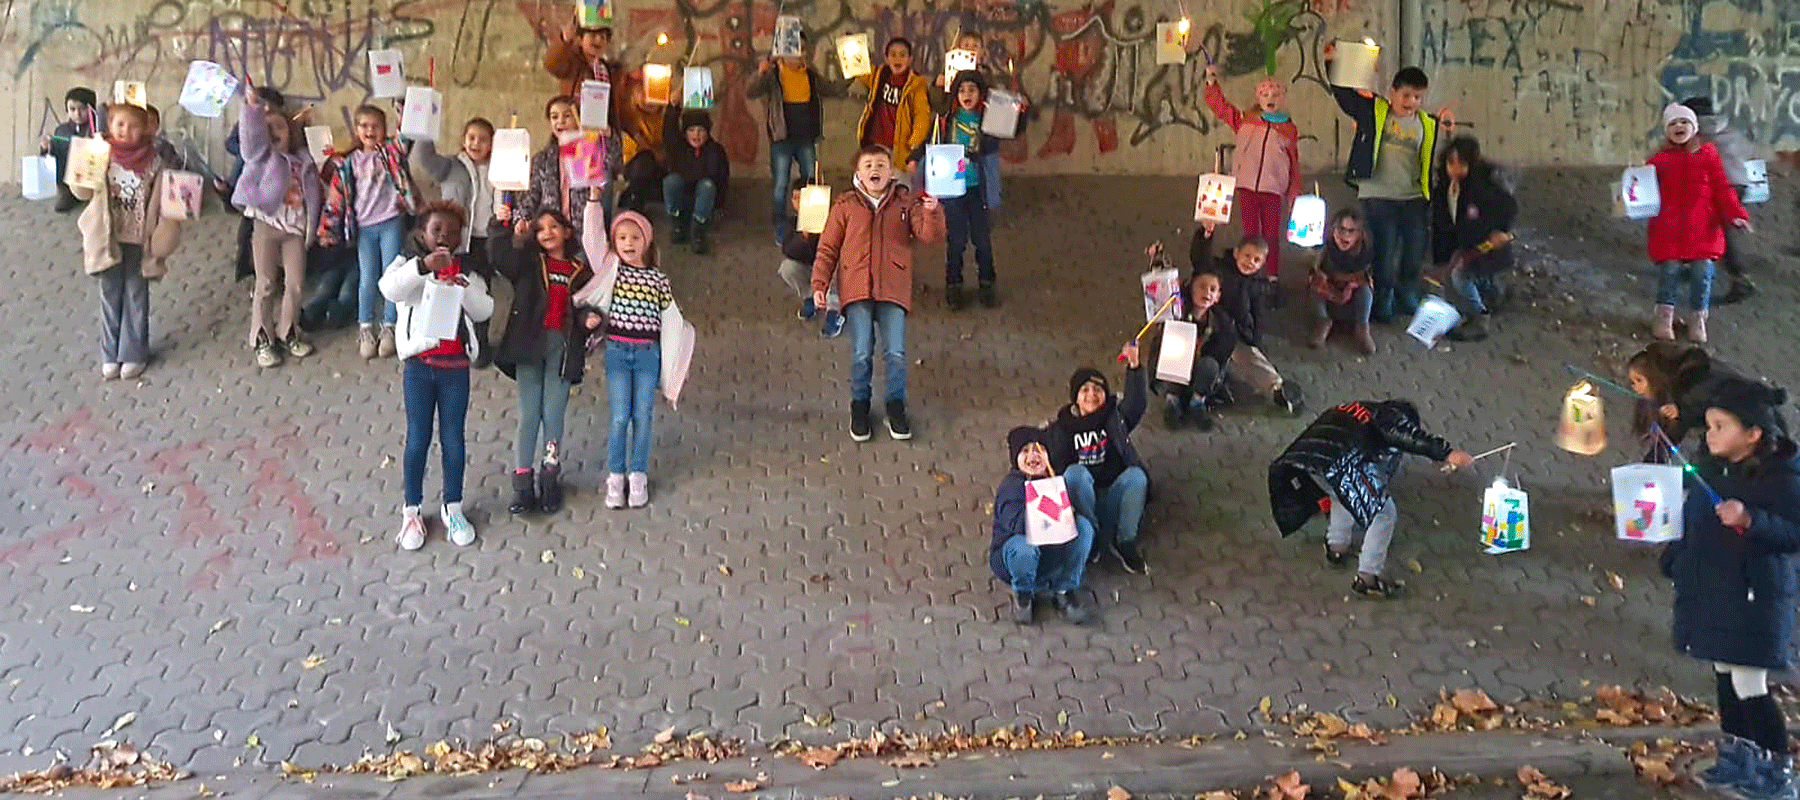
[1656,259,1715,311]
[96,244,150,364]
[514,329,571,469]
[356,216,403,325]
[942,193,995,288]
[843,300,907,403]
[1313,285,1373,325]
[1064,464,1148,548]
[402,359,470,506]
[980,152,1003,211]
[1362,198,1429,321]
[662,175,717,224]
[770,139,818,237]
[303,245,358,326]
[1449,266,1496,315]
[1001,517,1095,594]
[604,338,661,474]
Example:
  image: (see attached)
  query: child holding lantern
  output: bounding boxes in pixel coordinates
[747,32,835,244]
[1645,102,1750,344]
[1188,226,1304,416]
[316,104,419,360]
[42,86,99,213]
[776,187,842,337]
[1430,136,1516,343]
[854,38,933,179]
[912,70,1003,310]
[411,117,499,367]
[1203,63,1299,298]
[1627,342,1750,459]
[991,425,1097,625]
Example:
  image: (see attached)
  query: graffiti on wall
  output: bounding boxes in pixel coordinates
[1658,0,1800,148]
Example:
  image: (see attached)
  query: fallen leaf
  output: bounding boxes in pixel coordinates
[69,604,96,613]
[1337,777,1367,800]
[540,550,555,563]
[718,564,731,576]
[798,747,840,769]
[1107,787,1132,800]
[385,723,400,745]
[246,734,260,748]
[1580,595,1597,606]
[1450,688,1498,714]
[673,616,691,627]
[1056,709,1069,726]
[300,654,327,670]
[653,727,676,745]
[1405,558,1423,574]
[723,775,765,792]
[572,566,585,580]
[1607,571,1625,590]
[1385,766,1422,799]
[380,455,392,468]
[1269,769,1310,800]
[1632,755,1679,785]
[100,711,137,738]
[213,729,224,742]
[886,753,935,768]
[1258,696,1272,718]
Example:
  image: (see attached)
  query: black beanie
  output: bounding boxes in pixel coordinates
[1709,378,1789,438]
[1007,425,1047,466]
[680,109,713,134]
[1068,368,1108,404]
[65,87,97,109]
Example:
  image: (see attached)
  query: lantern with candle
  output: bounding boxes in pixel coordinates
[159,170,203,220]
[576,0,610,28]
[367,49,406,99]
[1155,19,1188,65]
[578,80,612,131]
[835,33,872,78]
[178,60,239,118]
[21,155,56,201]
[1193,173,1235,224]
[797,184,832,234]
[489,128,532,191]
[1611,463,1684,543]
[643,63,673,106]
[942,48,978,87]
[1479,477,1530,553]
[64,135,110,191]
[303,126,334,166]
[1025,474,1078,546]
[924,143,968,198]
[1555,380,1606,455]
[1287,193,1327,247]
[772,15,805,58]
[1328,38,1380,91]
[1156,320,1199,384]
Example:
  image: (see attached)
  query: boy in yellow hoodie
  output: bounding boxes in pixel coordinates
[855,38,932,180]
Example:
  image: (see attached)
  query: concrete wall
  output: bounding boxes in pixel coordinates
[0,0,1791,181]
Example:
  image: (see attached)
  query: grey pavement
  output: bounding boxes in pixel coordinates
[0,171,1797,781]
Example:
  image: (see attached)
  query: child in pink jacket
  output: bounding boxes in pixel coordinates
[1204,66,1300,295]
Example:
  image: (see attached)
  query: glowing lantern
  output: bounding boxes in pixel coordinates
[367,49,406,99]
[113,80,147,108]
[1404,295,1460,347]
[1288,193,1327,247]
[682,66,715,110]
[1743,159,1769,204]
[561,130,605,189]
[1556,380,1606,455]
[1611,463,1684,543]
[1620,165,1660,220]
[21,155,56,200]
[1480,477,1530,553]
[398,86,442,140]
[64,135,110,191]
[489,128,531,191]
[178,60,238,118]
[1193,172,1235,224]
[924,143,967,198]
[1155,21,1188,65]
[1329,38,1380,92]
[159,170,203,220]
[983,88,1024,138]
[796,184,831,233]
[1155,319,1198,384]
[579,80,612,131]
[772,15,804,58]
[835,33,872,78]
[942,48,978,87]
[1025,475,1079,546]
[643,63,673,106]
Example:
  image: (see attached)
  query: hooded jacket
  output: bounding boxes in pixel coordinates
[666,110,731,199]
[1268,400,1454,535]
[1646,141,1749,262]
[543,39,623,117]
[810,180,946,310]
[854,65,933,157]
[1430,162,1517,276]
[1203,81,1301,199]
[1191,228,1269,347]
[486,215,597,384]
[571,211,697,407]
[378,246,495,362]
[913,71,1002,162]
[1633,343,1751,452]
[745,63,835,144]
[1048,367,1147,488]
[990,426,1054,584]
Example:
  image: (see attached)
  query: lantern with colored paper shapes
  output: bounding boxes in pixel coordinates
[1611,463,1683,543]
[1405,295,1460,347]
[682,67,715,110]
[561,130,606,189]
[1556,380,1606,455]
[64,136,110,191]
[1155,22,1188,65]
[303,126,333,166]
[1193,173,1235,224]
[1619,165,1660,220]
[1480,477,1530,553]
[1141,266,1182,324]
[399,86,442,140]
[159,170,203,220]
[178,60,238,118]
[643,63,672,106]
[576,0,610,28]
[1743,159,1769,204]
[835,33,872,78]
[489,128,531,191]
[924,143,967,198]
[579,80,612,130]
[772,16,805,58]
[983,88,1024,138]
[797,184,831,234]
[113,80,147,108]
[1025,475,1079,546]
[367,49,406,99]
[1288,193,1326,247]
[1328,38,1380,92]
[1155,320,1198,385]
[942,48,978,87]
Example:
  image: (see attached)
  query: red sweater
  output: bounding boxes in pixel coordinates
[1646,142,1748,262]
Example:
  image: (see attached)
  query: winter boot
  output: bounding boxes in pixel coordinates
[670,213,690,245]
[1652,304,1677,341]
[1352,324,1376,355]
[1309,317,1332,348]
[1697,736,1752,791]
[509,469,538,514]
[1010,591,1035,625]
[1737,746,1798,800]
[1719,277,1758,305]
[691,219,710,255]
[1687,310,1709,344]
[1051,591,1095,625]
[537,462,564,514]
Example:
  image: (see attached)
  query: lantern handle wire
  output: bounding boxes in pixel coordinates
[1651,422,1722,505]
[1561,362,1639,400]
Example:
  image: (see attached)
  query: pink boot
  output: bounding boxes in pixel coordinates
[1652,304,1676,341]
[1687,310,1708,343]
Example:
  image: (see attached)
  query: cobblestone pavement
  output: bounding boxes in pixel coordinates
[1,172,1797,776]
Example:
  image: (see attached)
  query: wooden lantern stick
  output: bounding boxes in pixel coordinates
[1118,292,1182,362]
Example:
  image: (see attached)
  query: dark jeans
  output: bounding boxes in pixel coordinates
[621,152,666,213]
[97,244,151,364]
[942,192,995,288]
[235,214,255,281]
[1363,197,1429,321]
[663,175,718,224]
[303,245,359,328]
[403,359,471,506]
[1168,355,1225,409]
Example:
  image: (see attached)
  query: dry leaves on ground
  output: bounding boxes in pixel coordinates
[336,726,620,780]
[722,771,767,792]
[1106,786,1132,800]
[1626,738,1702,786]
[886,752,936,768]
[0,742,188,794]
[1334,767,1445,800]
[1517,765,1572,800]
[1267,769,1310,800]
[1590,685,1712,726]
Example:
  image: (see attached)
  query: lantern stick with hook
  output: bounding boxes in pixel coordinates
[1561,362,1640,400]
[1118,292,1182,362]
[1471,442,1517,461]
[1651,423,1722,505]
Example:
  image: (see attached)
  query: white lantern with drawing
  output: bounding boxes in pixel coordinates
[579,80,612,131]
[21,155,56,200]
[489,128,531,191]
[983,88,1024,138]
[576,0,610,28]
[942,48,979,87]
[1156,319,1198,385]
[368,49,406,99]
[683,66,715,110]
[113,80,147,108]
[1620,165,1660,220]
[1405,295,1460,347]
[772,15,805,58]
[835,33,872,78]
[178,60,239,118]
[1025,475,1079,547]
[419,280,466,341]
[1329,38,1380,92]
[159,170,203,220]
[1288,193,1327,247]
[1480,477,1530,554]
[1556,380,1606,455]
[1155,21,1188,65]
[643,63,673,106]
[303,126,334,165]
[797,184,831,233]
[1142,266,1182,324]
[1193,173,1235,224]
[924,143,967,198]
[1742,159,1769,204]
[399,86,442,140]
[64,136,110,191]
[1612,463,1684,543]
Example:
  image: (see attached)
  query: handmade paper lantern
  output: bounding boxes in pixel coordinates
[683,67,715,110]
[924,143,968,198]
[942,48,979,87]
[399,86,442,140]
[1611,463,1684,543]
[1556,380,1606,456]
[419,280,466,341]
[1193,173,1235,224]
[1156,320,1199,384]
[1329,38,1380,92]
[489,128,531,191]
[1404,295,1460,347]
[159,170,203,220]
[796,184,831,233]
[835,33,872,78]
[1480,477,1530,554]
[20,155,56,200]
[643,63,673,105]
[1620,165,1660,220]
[367,49,406,99]
[1141,266,1182,323]
[576,0,610,28]
[177,60,238,118]
[64,136,110,191]
[113,80,146,108]
[578,80,612,131]
[1288,193,1327,247]
[983,88,1024,138]
[1155,22,1188,65]
[303,126,334,165]
[1742,159,1769,204]
[561,130,606,189]
[772,15,805,58]
[1025,476,1079,546]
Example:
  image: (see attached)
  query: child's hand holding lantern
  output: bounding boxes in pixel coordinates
[584,311,603,330]
[1119,342,1140,368]
[1716,499,1750,531]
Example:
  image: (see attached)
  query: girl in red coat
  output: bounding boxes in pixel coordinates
[1647,102,1751,343]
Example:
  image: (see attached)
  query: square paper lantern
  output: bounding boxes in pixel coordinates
[398,86,442,140]
[1611,463,1684,543]
[561,130,606,189]
[772,15,805,58]
[1141,266,1182,323]
[1556,380,1606,455]
[942,48,978,88]
[1193,172,1235,224]
[1405,295,1460,347]
[682,67,715,110]
[1742,159,1769,204]
[1480,478,1530,554]
[367,49,406,99]
[1288,193,1326,247]
[1025,476,1079,546]
[21,155,57,200]
[579,79,612,131]
[796,184,831,233]
[419,280,466,341]
[1620,165,1660,220]
[835,33,872,78]
[303,125,334,165]
[576,0,610,28]
[983,88,1023,138]
[924,143,967,198]
[178,60,239,118]
[1329,39,1379,92]
[643,63,672,106]
[1155,22,1187,65]
[1156,320,1199,384]
[64,136,110,191]
[113,80,147,108]
[489,128,531,191]
[159,169,203,220]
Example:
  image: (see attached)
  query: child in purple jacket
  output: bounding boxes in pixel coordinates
[232,83,322,367]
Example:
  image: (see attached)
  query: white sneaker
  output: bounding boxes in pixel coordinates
[101,362,120,380]
[443,503,475,547]
[627,472,650,508]
[119,362,144,379]
[604,473,626,510]
[396,510,426,551]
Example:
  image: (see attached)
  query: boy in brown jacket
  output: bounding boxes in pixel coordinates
[812,145,946,441]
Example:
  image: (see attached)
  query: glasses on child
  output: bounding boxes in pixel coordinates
[1335,225,1360,235]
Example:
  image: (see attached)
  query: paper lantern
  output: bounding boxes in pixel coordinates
[1155,22,1188,65]
[1141,266,1182,323]
[419,280,466,341]
[643,63,672,105]
[64,136,110,191]
[1556,380,1606,455]
[367,49,406,99]
[1742,159,1769,204]
[772,15,805,58]
[578,79,612,131]
[20,155,56,200]
[835,33,872,78]
[1287,193,1327,247]
[1620,165,1660,220]
[1404,295,1460,347]
[1328,39,1380,92]
[576,0,610,28]
[303,125,334,165]
[489,128,532,191]
[178,60,238,118]
[1193,172,1235,224]
[1156,319,1198,384]
[159,170,203,220]
[1611,463,1683,543]
[682,67,715,110]
[113,80,146,108]
[982,88,1024,138]
[561,130,606,189]
[398,86,442,140]
[1480,478,1530,553]
[924,143,968,198]
[942,48,978,87]
[796,184,831,233]
[1025,476,1079,546]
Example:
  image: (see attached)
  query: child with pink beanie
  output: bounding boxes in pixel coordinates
[1204,66,1301,299]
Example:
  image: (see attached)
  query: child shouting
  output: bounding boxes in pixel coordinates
[1204,64,1299,297]
[234,83,321,368]
[1151,268,1236,431]
[318,104,419,360]
[1646,102,1750,343]
[914,70,1002,310]
[1308,207,1376,353]
[990,426,1096,625]
[412,117,498,365]
[854,38,932,176]
[1191,227,1304,416]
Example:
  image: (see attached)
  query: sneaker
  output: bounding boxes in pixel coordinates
[1051,591,1094,625]
[119,362,144,380]
[101,362,121,380]
[378,324,397,358]
[1163,393,1185,428]
[850,401,873,442]
[627,472,649,508]
[396,510,426,551]
[604,473,627,510]
[885,400,913,440]
[358,325,379,360]
[255,337,283,369]
[1737,745,1798,800]
[1191,405,1216,432]
[946,284,966,311]
[1351,574,1404,599]
[1445,317,1489,342]
[1273,384,1304,416]
[284,332,314,359]
[798,296,817,320]
[443,503,475,547]
[1111,540,1146,574]
[1698,737,1751,791]
[978,283,998,308]
[1717,280,1757,305]
[820,310,844,339]
[1324,543,1351,568]
[1010,591,1035,625]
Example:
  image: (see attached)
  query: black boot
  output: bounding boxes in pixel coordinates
[1010,591,1035,625]
[471,320,493,369]
[885,400,913,440]
[537,463,564,514]
[849,401,873,442]
[671,213,690,245]
[691,219,710,255]
[509,469,538,514]
[53,184,77,213]
[1051,591,1094,625]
